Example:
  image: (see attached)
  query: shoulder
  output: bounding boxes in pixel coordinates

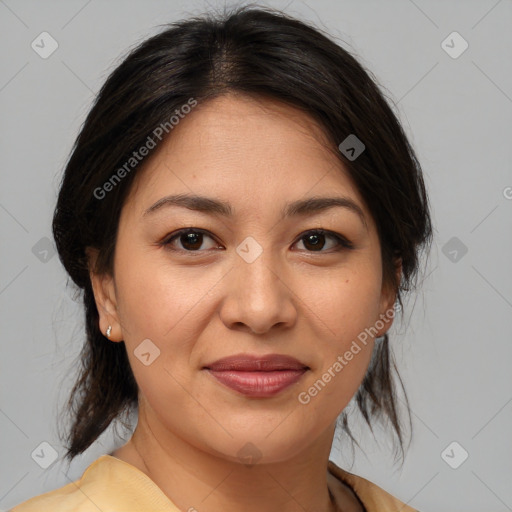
[328,459,419,512]
[10,456,105,512]
[9,478,90,512]
[9,455,178,512]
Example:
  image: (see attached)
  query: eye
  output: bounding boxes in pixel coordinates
[161,227,353,254]
[293,229,354,252]
[162,228,220,253]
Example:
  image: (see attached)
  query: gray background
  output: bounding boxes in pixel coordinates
[1,0,511,511]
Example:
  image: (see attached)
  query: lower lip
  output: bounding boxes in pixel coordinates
[206,369,307,397]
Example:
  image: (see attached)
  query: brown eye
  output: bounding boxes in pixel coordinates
[294,229,353,252]
[163,229,219,252]
[161,228,353,255]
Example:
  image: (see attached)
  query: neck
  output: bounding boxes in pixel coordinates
[113,404,359,512]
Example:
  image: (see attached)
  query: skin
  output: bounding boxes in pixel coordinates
[88,93,400,512]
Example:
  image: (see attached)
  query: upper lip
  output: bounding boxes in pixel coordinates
[204,353,309,371]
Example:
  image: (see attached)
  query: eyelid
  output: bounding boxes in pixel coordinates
[160,227,354,253]
[297,229,355,250]
[160,228,221,252]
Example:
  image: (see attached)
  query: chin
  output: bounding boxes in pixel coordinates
[204,428,316,466]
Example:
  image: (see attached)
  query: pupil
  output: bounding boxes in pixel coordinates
[183,232,201,249]
[305,233,324,251]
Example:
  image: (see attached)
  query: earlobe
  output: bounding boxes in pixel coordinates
[86,247,122,342]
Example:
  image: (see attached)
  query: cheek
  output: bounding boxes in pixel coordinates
[111,251,208,420]
[113,245,216,341]
[312,261,384,343]
[299,262,383,410]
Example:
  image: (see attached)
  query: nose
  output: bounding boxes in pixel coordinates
[219,251,298,335]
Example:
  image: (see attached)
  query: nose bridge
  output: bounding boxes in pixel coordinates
[235,234,282,302]
[220,234,296,333]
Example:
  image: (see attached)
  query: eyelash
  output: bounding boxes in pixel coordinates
[160,228,354,255]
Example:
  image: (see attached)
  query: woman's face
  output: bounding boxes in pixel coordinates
[91,93,398,464]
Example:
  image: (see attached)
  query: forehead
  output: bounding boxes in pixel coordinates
[125,93,367,219]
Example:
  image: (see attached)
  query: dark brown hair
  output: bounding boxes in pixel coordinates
[53,5,432,465]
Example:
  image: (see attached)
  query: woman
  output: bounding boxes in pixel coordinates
[12,5,432,512]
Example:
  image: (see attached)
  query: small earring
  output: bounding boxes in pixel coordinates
[106,325,112,338]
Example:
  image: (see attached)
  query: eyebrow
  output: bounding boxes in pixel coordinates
[143,193,367,228]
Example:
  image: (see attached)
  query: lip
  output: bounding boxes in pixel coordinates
[205,353,308,372]
[203,353,309,398]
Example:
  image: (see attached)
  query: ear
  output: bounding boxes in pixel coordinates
[86,247,123,342]
[375,257,402,338]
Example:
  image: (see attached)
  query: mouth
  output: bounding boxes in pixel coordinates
[203,353,309,398]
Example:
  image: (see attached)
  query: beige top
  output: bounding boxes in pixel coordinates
[10,454,418,511]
